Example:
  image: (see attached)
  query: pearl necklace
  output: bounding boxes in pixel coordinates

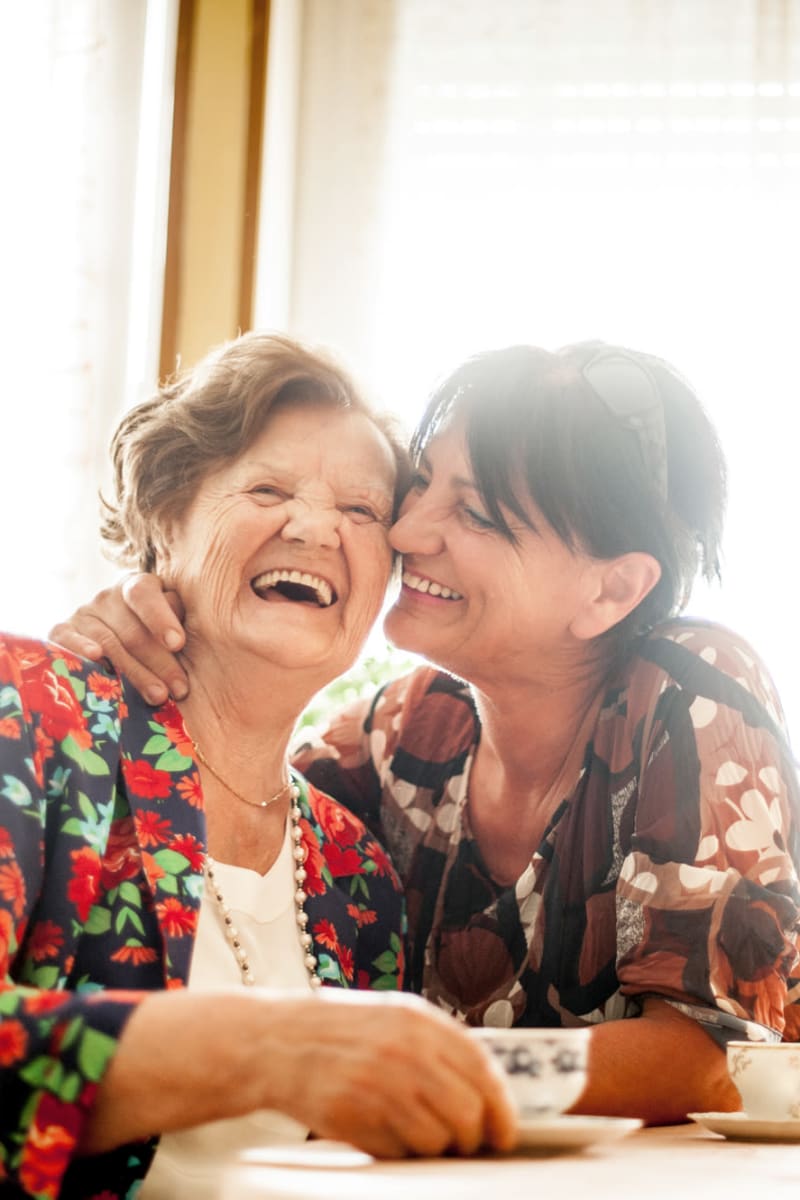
[203,781,322,989]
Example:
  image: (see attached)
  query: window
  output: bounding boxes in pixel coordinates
[288,0,800,734]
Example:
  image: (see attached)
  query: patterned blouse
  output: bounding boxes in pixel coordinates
[0,634,404,1200]
[297,619,800,1045]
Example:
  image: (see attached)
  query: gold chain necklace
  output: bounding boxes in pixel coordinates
[190,738,294,809]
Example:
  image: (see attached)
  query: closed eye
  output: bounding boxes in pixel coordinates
[462,505,497,532]
[342,503,391,525]
[249,485,286,504]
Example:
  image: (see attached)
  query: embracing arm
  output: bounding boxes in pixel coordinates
[47,580,407,833]
[48,574,189,704]
[48,581,400,840]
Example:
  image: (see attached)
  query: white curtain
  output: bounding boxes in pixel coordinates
[0,1,176,637]
[286,0,800,736]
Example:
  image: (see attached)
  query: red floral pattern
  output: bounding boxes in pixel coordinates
[122,758,172,800]
[0,633,405,1198]
[66,848,103,923]
[155,898,197,937]
[0,1020,28,1067]
[86,673,121,701]
[170,833,205,871]
[24,669,88,744]
[18,1095,81,1200]
[0,861,26,919]
[100,819,141,890]
[176,771,203,807]
[27,922,64,963]
[134,810,172,846]
[323,843,363,877]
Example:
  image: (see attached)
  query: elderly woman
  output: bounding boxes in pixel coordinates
[0,334,515,1200]
[53,340,800,1126]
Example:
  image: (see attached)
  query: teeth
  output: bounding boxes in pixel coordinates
[403,571,463,601]
[252,569,334,607]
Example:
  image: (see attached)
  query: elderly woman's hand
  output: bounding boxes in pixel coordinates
[82,989,518,1161]
[49,574,189,704]
[286,991,518,1157]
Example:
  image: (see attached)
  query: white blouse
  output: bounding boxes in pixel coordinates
[141,817,313,1200]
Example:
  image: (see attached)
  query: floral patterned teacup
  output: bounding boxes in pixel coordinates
[472,1027,591,1120]
[727,1041,800,1121]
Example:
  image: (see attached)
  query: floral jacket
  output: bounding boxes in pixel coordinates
[0,634,405,1200]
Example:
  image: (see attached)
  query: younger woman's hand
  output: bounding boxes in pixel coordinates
[49,574,189,704]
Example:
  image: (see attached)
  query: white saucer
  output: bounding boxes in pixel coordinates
[514,1114,643,1152]
[689,1112,800,1143]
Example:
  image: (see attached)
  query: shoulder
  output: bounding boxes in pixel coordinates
[626,617,788,735]
[1,631,118,692]
[640,617,774,683]
[305,778,370,846]
[0,632,124,733]
[369,664,477,753]
[0,636,126,841]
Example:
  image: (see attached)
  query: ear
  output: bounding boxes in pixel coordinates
[570,552,661,640]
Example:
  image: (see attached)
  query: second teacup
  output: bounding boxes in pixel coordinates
[472,1026,591,1120]
[727,1041,800,1121]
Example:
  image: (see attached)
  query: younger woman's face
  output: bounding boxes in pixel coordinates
[384,419,603,686]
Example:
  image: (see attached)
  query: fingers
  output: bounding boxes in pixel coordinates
[122,574,186,649]
[472,1047,519,1153]
[404,1063,487,1156]
[425,1018,518,1154]
[322,1089,455,1160]
[49,579,188,704]
[352,1036,511,1158]
[288,993,517,1159]
[48,619,107,663]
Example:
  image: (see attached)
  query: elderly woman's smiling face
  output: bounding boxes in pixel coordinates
[160,401,397,681]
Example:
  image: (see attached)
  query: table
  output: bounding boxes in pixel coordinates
[220,1123,800,1200]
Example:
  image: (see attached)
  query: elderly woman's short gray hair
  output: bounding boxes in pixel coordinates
[101,332,409,571]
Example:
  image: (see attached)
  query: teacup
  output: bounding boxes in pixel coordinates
[727,1041,800,1121]
[472,1026,591,1120]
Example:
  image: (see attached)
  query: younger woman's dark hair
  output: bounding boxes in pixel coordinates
[411,341,726,641]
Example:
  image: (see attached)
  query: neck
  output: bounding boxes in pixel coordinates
[178,685,296,791]
[173,644,322,866]
[466,659,609,886]
[471,647,611,793]
[177,638,324,754]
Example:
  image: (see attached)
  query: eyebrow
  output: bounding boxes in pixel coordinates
[240,458,394,499]
[418,451,480,495]
[453,475,480,494]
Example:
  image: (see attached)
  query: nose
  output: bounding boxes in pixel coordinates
[389,490,445,556]
[281,498,342,549]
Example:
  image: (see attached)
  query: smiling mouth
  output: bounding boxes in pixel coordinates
[251,569,337,608]
[402,571,463,600]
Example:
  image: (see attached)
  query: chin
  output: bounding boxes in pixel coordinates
[383,609,433,657]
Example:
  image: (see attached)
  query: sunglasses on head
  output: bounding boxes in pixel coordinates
[566,344,669,503]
